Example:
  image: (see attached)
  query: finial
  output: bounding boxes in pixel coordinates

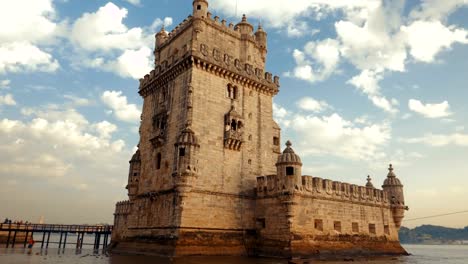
[366,175,374,188]
[258,23,263,30]
[286,140,292,148]
[389,164,393,172]
[242,14,247,22]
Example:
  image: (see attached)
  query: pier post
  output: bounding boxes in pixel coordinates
[46,232,51,248]
[63,232,68,251]
[6,230,11,248]
[80,233,84,249]
[41,232,46,248]
[23,231,29,248]
[12,230,17,248]
[58,232,63,248]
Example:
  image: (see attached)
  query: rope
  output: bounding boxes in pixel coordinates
[403,210,468,222]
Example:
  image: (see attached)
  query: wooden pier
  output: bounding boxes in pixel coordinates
[0,223,112,251]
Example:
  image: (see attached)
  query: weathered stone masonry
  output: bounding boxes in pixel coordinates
[112,0,409,258]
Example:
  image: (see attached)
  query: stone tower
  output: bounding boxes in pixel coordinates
[112,0,281,256]
[112,0,408,258]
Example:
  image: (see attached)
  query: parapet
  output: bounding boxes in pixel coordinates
[115,200,132,215]
[256,175,390,206]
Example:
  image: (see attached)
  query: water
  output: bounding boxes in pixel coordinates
[1,245,467,263]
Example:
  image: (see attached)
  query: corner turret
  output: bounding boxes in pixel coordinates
[193,0,209,18]
[126,149,141,200]
[235,14,254,36]
[255,24,267,50]
[155,26,168,48]
[276,141,302,191]
[382,164,408,228]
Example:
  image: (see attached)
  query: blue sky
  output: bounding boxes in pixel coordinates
[0,0,467,227]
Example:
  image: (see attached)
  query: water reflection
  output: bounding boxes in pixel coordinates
[1,245,468,264]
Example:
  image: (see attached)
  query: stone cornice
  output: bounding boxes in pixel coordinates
[139,55,279,98]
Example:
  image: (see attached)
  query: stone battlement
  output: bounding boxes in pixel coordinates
[114,200,132,215]
[256,175,390,206]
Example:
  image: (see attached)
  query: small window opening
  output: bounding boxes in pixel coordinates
[384,225,390,235]
[273,137,280,146]
[231,119,237,131]
[133,172,138,177]
[156,153,162,170]
[197,5,201,10]
[179,148,186,157]
[352,222,359,233]
[286,166,294,176]
[248,135,252,141]
[334,221,342,233]
[314,219,323,231]
[369,224,376,235]
[256,218,266,229]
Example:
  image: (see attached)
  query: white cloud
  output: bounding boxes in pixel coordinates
[292,38,341,82]
[124,0,141,6]
[150,17,174,32]
[101,91,141,123]
[69,2,168,79]
[0,80,10,89]
[402,20,468,63]
[297,97,329,113]
[408,99,452,118]
[71,3,144,52]
[0,0,61,74]
[403,133,468,147]
[290,112,391,161]
[0,94,16,106]
[63,95,92,107]
[0,42,59,74]
[102,47,153,79]
[348,70,399,114]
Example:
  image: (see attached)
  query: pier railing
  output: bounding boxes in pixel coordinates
[0,223,113,251]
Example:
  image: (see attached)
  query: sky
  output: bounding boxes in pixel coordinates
[0,0,467,228]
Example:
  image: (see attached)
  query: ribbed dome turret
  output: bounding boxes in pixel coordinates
[366,175,375,188]
[235,14,254,35]
[176,127,199,147]
[277,141,302,165]
[383,164,403,187]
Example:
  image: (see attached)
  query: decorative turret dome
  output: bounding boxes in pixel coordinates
[176,126,199,147]
[235,14,254,35]
[277,141,302,165]
[366,175,375,188]
[383,164,403,187]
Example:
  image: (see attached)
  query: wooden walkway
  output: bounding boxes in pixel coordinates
[0,223,112,251]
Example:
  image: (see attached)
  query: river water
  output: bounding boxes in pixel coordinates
[1,245,467,264]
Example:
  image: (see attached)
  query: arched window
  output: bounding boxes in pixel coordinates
[231,119,237,131]
[156,153,162,170]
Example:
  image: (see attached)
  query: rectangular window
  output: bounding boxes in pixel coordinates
[273,137,280,146]
[334,221,342,233]
[369,224,376,235]
[156,153,162,170]
[179,148,186,157]
[286,166,294,176]
[314,219,323,231]
[384,225,390,235]
[352,222,359,233]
